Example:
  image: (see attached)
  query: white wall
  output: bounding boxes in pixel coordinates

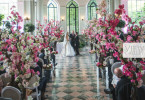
[60,7,66,32]
[79,7,86,34]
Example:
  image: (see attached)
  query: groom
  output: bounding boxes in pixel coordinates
[75,32,80,55]
[69,31,76,50]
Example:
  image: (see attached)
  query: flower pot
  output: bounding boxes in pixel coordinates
[44,69,51,82]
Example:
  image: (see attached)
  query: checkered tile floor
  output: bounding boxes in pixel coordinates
[45,50,112,100]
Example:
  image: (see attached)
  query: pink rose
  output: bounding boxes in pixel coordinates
[0,52,2,55]
[131,79,135,83]
[18,26,22,30]
[139,21,144,25]
[37,71,40,75]
[127,35,132,42]
[115,9,122,15]
[119,4,124,9]
[35,57,39,62]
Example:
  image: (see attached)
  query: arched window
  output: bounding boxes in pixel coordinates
[0,0,17,20]
[47,0,57,21]
[66,0,79,33]
[128,0,145,21]
[87,0,97,20]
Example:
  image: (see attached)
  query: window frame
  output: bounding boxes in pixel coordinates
[66,0,79,33]
[87,0,97,20]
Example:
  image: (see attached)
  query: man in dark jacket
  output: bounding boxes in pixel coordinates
[75,32,80,55]
[69,31,76,50]
[39,49,48,65]
[114,68,132,100]
[118,30,124,41]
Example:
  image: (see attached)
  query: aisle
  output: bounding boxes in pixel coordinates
[45,50,112,100]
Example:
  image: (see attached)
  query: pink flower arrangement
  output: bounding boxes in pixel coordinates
[0,5,63,92]
[83,1,145,87]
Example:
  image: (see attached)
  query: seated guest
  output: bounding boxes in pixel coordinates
[114,68,132,100]
[112,65,123,88]
[32,64,47,99]
[39,49,48,65]
[115,68,145,100]
[118,30,124,41]
[50,47,57,67]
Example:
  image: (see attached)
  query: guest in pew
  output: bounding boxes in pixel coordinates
[32,64,47,100]
[114,68,132,100]
[104,51,121,96]
[50,47,57,67]
[115,68,145,100]
[39,49,48,65]
[118,30,124,41]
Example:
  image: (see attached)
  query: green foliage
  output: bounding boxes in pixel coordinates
[24,23,35,32]
[5,21,12,29]
[79,35,86,48]
[0,14,4,26]
[117,20,126,28]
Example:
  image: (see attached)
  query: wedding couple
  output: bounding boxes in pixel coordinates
[61,31,80,57]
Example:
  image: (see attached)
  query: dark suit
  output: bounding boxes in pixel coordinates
[75,35,80,55]
[119,33,124,41]
[50,47,56,66]
[32,66,47,93]
[69,34,75,50]
[115,76,132,100]
[39,53,48,65]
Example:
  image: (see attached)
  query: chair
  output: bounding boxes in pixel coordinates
[0,74,11,87]
[1,86,21,100]
[105,56,112,64]
[111,62,122,74]
[26,75,41,100]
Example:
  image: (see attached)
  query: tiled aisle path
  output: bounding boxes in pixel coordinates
[45,50,112,100]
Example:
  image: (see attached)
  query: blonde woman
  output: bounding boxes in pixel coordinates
[61,32,75,57]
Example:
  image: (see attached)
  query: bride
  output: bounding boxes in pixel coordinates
[61,32,75,57]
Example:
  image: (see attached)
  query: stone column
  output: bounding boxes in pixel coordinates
[24,0,31,24]
[60,6,66,33]
[30,0,35,25]
[109,0,115,14]
[114,0,121,9]
[37,0,43,24]
[24,0,35,24]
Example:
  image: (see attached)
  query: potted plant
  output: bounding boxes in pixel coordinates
[24,23,35,34]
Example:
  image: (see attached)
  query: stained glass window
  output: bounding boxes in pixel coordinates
[128,0,145,21]
[48,0,57,21]
[88,0,97,20]
[66,0,79,33]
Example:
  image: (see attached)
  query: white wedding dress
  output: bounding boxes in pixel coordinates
[61,32,75,57]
